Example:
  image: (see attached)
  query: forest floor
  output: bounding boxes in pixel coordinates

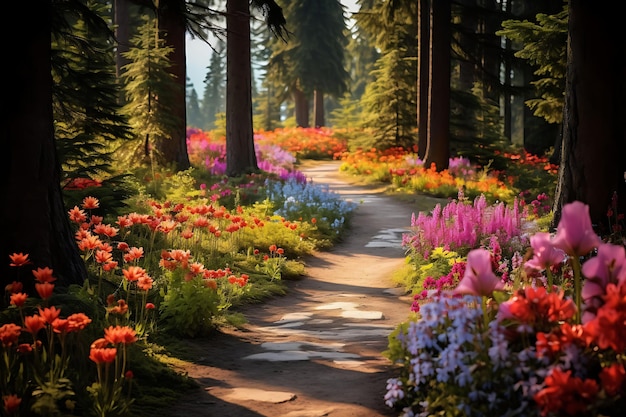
[162,160,446,417]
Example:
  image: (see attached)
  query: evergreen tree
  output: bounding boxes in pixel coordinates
[360,41,417,149]
[357,1,417,149]
[186,83,204,128]
[202,43,226,131]
[53,0,135,213]
[119,16,179,167]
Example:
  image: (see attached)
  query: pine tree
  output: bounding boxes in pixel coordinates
[186,83,204,128]
[202,44,226,131]
[119,15,179,167]
[53,0,134,213]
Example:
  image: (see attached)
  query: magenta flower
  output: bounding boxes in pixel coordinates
[551,201,601,257]
[455,249,504,297]
[524,232,566,272]
[582,243,626,301]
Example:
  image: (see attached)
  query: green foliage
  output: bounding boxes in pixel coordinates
[497,7,568,124]
[159,271,220,338]
[119,16,179,167]
[358,12,417,149]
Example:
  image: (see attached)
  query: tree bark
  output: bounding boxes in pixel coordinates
[293,86,310,128]
[1,2,87,297]
[114,0,131,79]
[417,0,430,159]
[424,0,451,171]
[552,0,626,232]
[157,0,191,170]
[226,0,258,177]
[313,89,324,127]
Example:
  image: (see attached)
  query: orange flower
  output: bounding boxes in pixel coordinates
[104,325,138,345]
[38,306,61,324]
[0,323,22,347]
[9,293,27,307]
[23,315,46,335]
[90,338,109,349]
[68,206,87,223]
[276,248,285,255]
[66,312,92,332]
[145,302,155,310]
[32,267,56,283]
[137,275,153,291]
[108,299,129,316]
[95,250,113,264]
[9,252,30,267]
[123,246,144,262]
[89,347,117,364]
[35,282,55,300]
[82,196,100,210]
[123,266,146,282]
[3,394,22,415]
[52,318,70,334]
[269,244,277,253]
[102,261,118,272]
[78,235,102,251]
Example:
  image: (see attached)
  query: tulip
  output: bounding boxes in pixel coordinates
[551,201,602,323]
[455,248,504,297]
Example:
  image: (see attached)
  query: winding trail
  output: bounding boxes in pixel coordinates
[164,161,446,417]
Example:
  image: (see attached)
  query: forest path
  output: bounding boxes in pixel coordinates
[163,160,446,417]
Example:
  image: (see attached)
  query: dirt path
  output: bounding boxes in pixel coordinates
[163,161,445,417]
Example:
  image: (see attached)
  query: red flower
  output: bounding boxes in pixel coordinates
[599,363,626,396]
[23,315,46,335]
[32,267,56,283]
[0,323,22,347]
[104,325,138,345]
[10,293,27,308]
[89,347,117,364]
[35,282,55,300]
[9,252,30,267]
[3,394,22,415]
[38,306,61,324]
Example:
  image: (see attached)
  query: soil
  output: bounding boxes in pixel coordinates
[162,161,447,417]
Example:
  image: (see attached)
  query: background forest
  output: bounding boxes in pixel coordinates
[1,0,626,416]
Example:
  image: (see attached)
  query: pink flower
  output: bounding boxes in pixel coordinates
[455,249,504,297]
[581,243,626,323]
[524,232,566,271]
[551,201,601,257]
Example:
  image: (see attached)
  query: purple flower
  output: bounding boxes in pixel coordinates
[455,249,504,297]
[551,201,601,257]
[524,232,566,272]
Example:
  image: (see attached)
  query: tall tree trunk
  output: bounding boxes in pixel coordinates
[417,0,430,159]
[552,0,626,232]
[313,89,324,127]
[226,0,258,177]
[424,0,451,171]
[293,86,310,128]
[1,2,87,297]
[114,0,131,79]
[157,0,191,170]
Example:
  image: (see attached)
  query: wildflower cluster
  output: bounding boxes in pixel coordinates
[386,200,626,417]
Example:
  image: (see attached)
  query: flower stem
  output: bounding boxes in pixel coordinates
[571,256,582,324]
